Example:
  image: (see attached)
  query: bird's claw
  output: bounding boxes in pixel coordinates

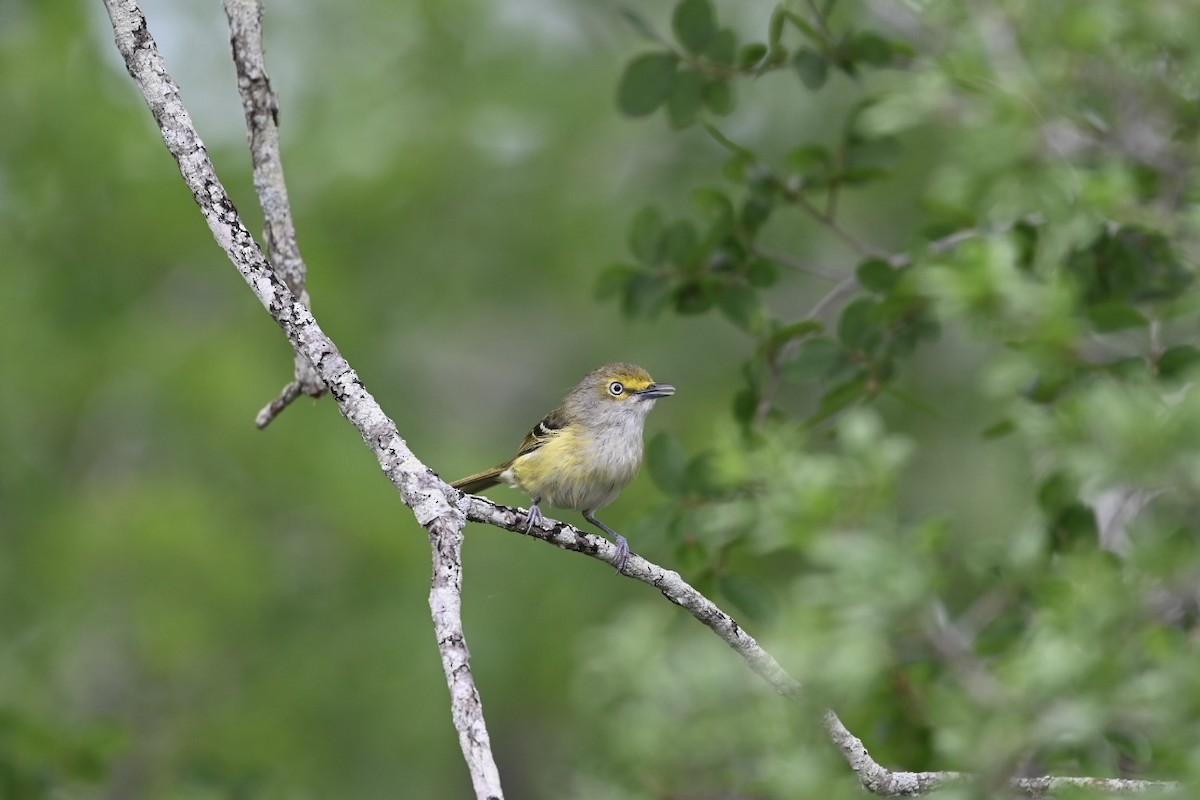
[524,503,543,533]
[612,534,630,574]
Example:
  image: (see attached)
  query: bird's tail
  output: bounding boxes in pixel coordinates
[450,465,506,495]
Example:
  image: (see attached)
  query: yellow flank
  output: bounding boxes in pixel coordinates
[509,428,640,512]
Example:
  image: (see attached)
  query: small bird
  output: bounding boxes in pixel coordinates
[451,363,676,572]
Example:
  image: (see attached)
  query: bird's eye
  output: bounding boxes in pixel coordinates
[608,381,625,397]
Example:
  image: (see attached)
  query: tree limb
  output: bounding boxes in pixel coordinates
[102,3,502,796]
[429,507,504,798]
[221,0,326,428]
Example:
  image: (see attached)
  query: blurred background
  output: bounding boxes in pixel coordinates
[4,0,1200,797]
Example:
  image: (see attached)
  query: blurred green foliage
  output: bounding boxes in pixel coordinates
[4,0,1200,797]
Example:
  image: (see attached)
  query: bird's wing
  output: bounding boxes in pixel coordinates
[515,406,570,457]
[451,408,570,494]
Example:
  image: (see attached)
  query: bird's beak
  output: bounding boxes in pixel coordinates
[636,382,676,399]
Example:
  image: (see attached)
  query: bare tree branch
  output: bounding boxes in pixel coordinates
[101,3,1178,796]
[101,3,502,796]
[429,509,504,798]
[221,0,326,428]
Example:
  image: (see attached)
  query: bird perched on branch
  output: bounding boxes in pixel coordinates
[451,362,676,572]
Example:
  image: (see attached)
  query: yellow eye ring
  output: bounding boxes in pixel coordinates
[608,381,625,397]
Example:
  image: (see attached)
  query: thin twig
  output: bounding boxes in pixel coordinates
[924,600,1006,704]
[788,189,889,259]
[889,213,1045,268]
[805,0,834,40]
[102,5,503,796]
[254,379,302,428]
[222,0,326,428]
[749,243,845,280]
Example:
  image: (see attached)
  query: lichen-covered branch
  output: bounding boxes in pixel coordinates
[102,3,502,796]
[221,0,326,428]
[428,513,503,799]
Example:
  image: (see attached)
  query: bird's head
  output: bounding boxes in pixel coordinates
[562,362,676,422]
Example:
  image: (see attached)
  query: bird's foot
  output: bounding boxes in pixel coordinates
[523,502,543,533]
[611,533,630,574]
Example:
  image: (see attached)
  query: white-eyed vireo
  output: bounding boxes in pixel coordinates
[451,363,676,572]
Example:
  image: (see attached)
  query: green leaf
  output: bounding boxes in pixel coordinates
[1084,302,1148,332]
[674,538,710,574]
[786,144,834,186]
[782,336,842,382]
[646,431,689,495]
[732,386,758,425]
[621,272,672,320]
[856,258,898,293]
[1158,345,1200,380]
[722,153,752,183]
[717,284,765,332]
[617,52,678,117]
[792,48,828,90]
[769,319,824,352]
[686,451,728,497]
[843,96,881,135]
[845,134,903,173]
[981,419,1015,439]
[702,78,735,115]
[595,264,638,300]
[1023,370,1075,404]
[663,219,699,264]
[1066,225,1192,304]
[629,206,665,265]
[764,45,790,67]
[810,373,869,423]
[849,31,897,67]
[691,187,734,220]
[737,42,768,69]
[1037,471,1078,514]
[1049,503,1100,553]
[672,0,716,54]
[746,257,780,288]
[666,69,705,128]
[1101,356,1146,380]
[837,296,881,349]
[739,195,774,233]
[705,28,738,66]
[1012,218,1040,271]
[767,6,786,52]
[717,574,778,623]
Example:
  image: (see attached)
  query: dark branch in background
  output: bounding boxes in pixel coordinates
[102,1,1176,795]
[221,0,327,428]
[102,3,502,797]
